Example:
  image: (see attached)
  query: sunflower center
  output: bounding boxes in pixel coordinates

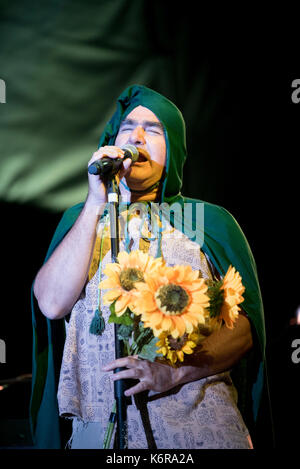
[156,284,189,315]
[167,333,188,350]
[119,268,144,291]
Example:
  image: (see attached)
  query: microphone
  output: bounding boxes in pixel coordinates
[88,144,139,176]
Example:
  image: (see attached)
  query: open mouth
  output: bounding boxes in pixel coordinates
[134,148,149,164]
[137,153,147,162]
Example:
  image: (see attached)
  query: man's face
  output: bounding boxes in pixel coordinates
[114,105,166,190]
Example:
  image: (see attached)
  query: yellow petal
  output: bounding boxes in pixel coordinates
[161,316,173,332]
[99,275,120,290]
[143,311,163,329]
[115,295,131,314]
[184,320,194,334]
[172,316,186,337]
[103,263,121,275]
[102,289,121,304]
[117,251,130,266]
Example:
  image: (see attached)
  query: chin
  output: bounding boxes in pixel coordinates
[125,160,165,192]
[126,163,152,184]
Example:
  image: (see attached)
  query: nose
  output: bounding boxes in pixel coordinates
[129,125,146,145]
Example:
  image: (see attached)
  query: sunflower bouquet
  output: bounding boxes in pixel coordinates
[99,250,245,365]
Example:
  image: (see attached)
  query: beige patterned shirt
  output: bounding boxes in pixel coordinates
[57,213,252,449]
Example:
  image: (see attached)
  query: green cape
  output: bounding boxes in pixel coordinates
[30,85,266,448]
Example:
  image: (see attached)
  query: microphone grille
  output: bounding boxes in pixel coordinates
[122,144,139,162]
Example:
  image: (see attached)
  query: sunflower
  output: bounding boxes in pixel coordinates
[156,331,201,364]
[99,250,163,316]
[220,265,245,328]
[133,264,210,338]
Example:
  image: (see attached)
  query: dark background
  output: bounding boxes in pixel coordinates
[0,2,299,450]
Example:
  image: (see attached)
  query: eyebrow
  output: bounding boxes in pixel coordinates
[120,119,164,132]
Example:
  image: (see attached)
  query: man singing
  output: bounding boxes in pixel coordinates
[31,85,265,449]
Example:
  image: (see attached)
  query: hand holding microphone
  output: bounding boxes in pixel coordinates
[88,144,139,176]
[86,145,138,206]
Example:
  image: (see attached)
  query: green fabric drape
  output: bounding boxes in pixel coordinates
[30,85,266,448]
[1,1,237,211]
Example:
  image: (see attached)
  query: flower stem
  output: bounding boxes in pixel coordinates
[102,400,117,448]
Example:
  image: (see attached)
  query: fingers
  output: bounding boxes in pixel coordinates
[88,145,125,166]
[88,145,132,184]
[124,381,148,397]
[86,145,128,204]
[102,355,140,372]
[120,158,132,179]
[111,367,142,382]
[122,157,133,171]
[102,356,149,397]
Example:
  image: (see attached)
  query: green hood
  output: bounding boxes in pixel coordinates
[30,84,267,448]
[98,84,187,203]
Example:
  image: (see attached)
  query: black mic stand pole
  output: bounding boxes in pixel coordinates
[106,175,128,450]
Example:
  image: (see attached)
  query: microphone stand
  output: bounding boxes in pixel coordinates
[106,175,128,449]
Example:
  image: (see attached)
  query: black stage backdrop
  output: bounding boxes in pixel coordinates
[0,1,299,450]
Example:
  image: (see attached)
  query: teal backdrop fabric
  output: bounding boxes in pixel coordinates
[0,0,241,211]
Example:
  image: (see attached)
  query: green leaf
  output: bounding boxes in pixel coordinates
[108,302,134,326]
[130,326,154,354]
[138,336,162,362]
[117,324,133,341]
[207,281,224,318]
[135,326,154,346]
